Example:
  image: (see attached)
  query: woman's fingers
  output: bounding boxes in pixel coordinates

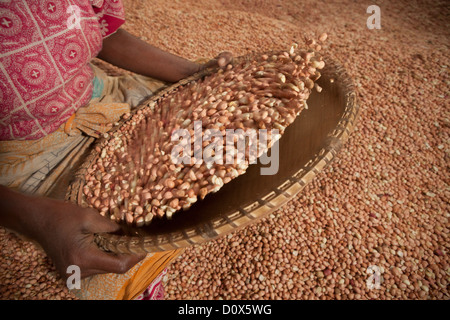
[80,207,121,234]
[79,245,147,278]
[76,208,147,277]
[203,51,234,70]
[216,51,233,68]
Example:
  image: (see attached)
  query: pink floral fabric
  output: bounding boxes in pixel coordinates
[0,0,125,141]
[135,268,167,300]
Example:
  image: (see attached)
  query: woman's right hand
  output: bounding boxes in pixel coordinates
[0,185,146,280]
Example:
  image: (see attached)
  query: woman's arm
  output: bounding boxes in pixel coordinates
[97,28,232,82]
[0,185,145,280]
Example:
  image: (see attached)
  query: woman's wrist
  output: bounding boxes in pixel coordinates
[180,60,203,78]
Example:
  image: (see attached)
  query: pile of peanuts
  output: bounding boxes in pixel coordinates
[0,230,71,300]
[82,36,327,226]
[1,0,448,301]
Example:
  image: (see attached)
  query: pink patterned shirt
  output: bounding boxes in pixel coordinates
[0,0,125,141]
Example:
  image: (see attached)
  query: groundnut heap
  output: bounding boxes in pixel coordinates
[81,35,328,226]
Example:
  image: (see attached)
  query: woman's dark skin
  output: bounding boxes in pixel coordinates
[0,28,233,281]
[0,185,145,280]
[98,28,232,82]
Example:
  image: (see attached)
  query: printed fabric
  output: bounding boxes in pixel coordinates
[0,0,125,141]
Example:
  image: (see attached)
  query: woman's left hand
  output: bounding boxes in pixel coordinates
[200,52,234,71]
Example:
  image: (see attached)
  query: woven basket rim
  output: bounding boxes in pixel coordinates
[66,52,359,254]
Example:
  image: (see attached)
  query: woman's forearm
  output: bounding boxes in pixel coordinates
[97,28,201,82]
[0,185,43,241]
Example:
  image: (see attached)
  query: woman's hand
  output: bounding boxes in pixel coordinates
[32,199,147,280]
[0,186,146,280]
[200,51,234,71]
